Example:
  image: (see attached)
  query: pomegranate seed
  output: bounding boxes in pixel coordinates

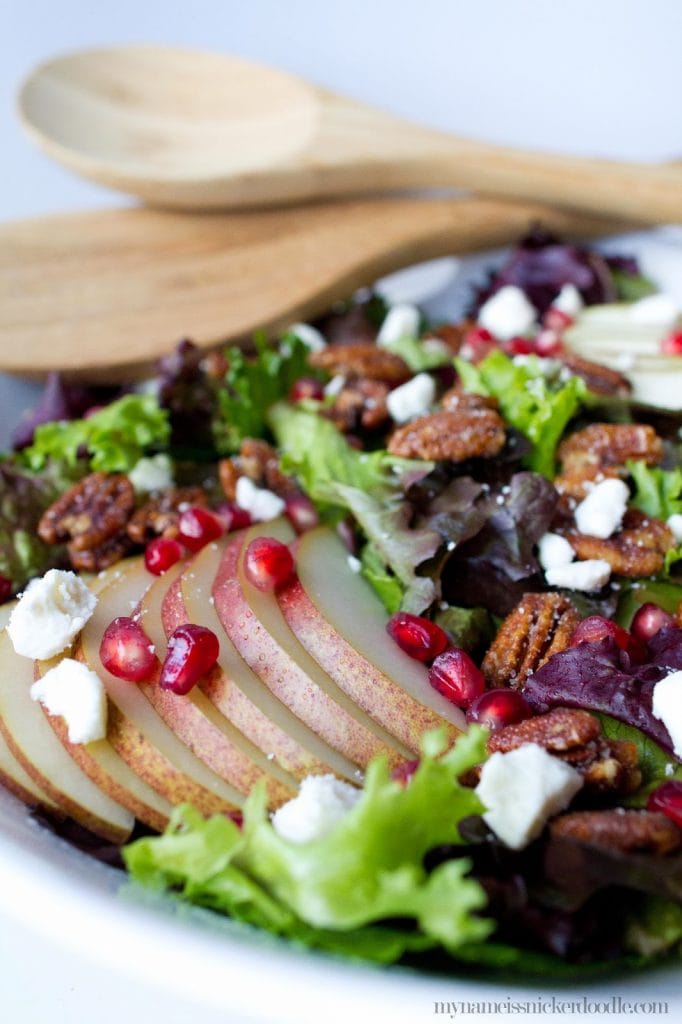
[243,536,294,591]
[660,331,682,356]
[429,648,486,708]
[144,537,184,575]
[570,615,646,662]
[100,616,158,682]
[461,327,497,363]
[630,602,675,642]
[225,810,244,829]
[543,307,574,332]
[647,780,682,829]
[216,502,253,533]
[391,759,419,786]
[289,377,325,402]
[177,506,224,552]
[535,328,564,356]
[0,574,12,604]
[505,336,535,356]
[160,623,219,695]
[284,493,319,534]
[466,688,532,732]
[387,612,449,662]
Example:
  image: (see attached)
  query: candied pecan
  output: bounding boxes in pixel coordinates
[488,708,641,797]
[308,342,411,384]
[440,389,500,413]
[550,809,681,856]
[326,379,390,432]
[560,353,632,397]
[423,320,474,354]
[38,473,135,551]
[387,407,505,462]
[126,487,207,543]
[218,458,240,501]
[68,533,135,572]
[565,508,673,578]
[482,593,581,690]
[555,423,664,498]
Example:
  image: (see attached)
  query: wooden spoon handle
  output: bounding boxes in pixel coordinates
[0,196,631,383]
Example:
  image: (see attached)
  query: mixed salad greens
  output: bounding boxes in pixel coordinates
[3,229,682,977]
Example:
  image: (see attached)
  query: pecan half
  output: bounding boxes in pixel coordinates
[68,533,135,572]
[550,809,681,856]
[488,708,641,797]
[308,342,411,384]
[555,423,664,498]
[126,487,208,543]
[565,508,673,578]
[387,407,505,462]
[38,473,135,551]
[440,389,500,414]
[482,593,581,690]
[424,320,474,354]
[325,378,390,432]
[560,353,632,397]
[218,439,297,501]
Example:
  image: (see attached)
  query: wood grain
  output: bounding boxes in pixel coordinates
[0,196,628,382]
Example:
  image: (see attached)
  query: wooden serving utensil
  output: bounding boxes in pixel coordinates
[17,46,682,223]
[0,195,629,383]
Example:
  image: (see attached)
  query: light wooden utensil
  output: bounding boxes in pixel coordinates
[17,46,682,223]
[0,195,628,383]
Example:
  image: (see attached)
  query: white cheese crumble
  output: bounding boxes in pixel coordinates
[7,570,97,660]
[652,671,682,758]
[475,744,583,850]
[128,453,174,494]
[538,532,575,572]
[629,293,679,330]
[544,559,612,592]
[667,514,682,544]
[376,304,421,347]
[324,374,346,399]
[477,285,537,342]
[386,372,436,424]
[288,322,327,352]
[235,477,285,522]
[552,283,583,317]
[574,478,629,540]
[271,774,361,843]
[30,659,107,744]
[347,555,362,574]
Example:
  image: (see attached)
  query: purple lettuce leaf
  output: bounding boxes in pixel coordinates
[11,373,119,451]
[523,630,682,757]
[157,339,219,451]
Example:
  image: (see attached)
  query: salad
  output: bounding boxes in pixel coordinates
[1,228,681,978]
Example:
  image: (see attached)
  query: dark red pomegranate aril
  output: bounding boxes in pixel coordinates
[461,327,497,363]
[543,307,574,332]
[429,648,486,708]
[285,493,320,534]
[660,331,682,356]
[631,602,675,643]
[226,810,244,829]
[647,780,682,829]
[466,688,532,732]
[387,612,449,662]
[505,336,535,356]
[243,536,295,591]
[0,574,12,604]
[100,616,159,682]
[144,537,184,575]
[391,759,419,786]
[570,615,646,662]
[160,623,220,695]
[534,328,564,356]
[216,502,253,533]
[177,506,224,552]
[289,377,325,402]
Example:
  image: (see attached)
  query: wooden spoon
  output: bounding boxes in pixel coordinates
[0,195,629,383]
[17,46,682,223]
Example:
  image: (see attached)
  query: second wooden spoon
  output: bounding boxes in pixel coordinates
[17,46,682,223]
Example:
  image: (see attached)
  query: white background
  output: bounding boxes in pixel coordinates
[1,2,682,1021]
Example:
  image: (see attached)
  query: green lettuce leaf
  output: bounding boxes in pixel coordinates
[0,463,65,589]
[23,395,170,474]
[381,335,451,372]
[213,335,314,454]
[625,897,682,958]
[610,269,657,303]
[434,605,495,657]
[627,461,682,573]
[597,713,682,804]
[455,350,587,478]
[124,728,492,962]
[359,542,403,614]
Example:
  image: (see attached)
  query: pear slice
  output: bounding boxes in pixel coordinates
[283,527,467,749]
[179,540,362,782]
[79,558,243,815]
[213,521,411,770]
[0,630,134,843]
[0,725,60,811]
[138,563,297,807]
